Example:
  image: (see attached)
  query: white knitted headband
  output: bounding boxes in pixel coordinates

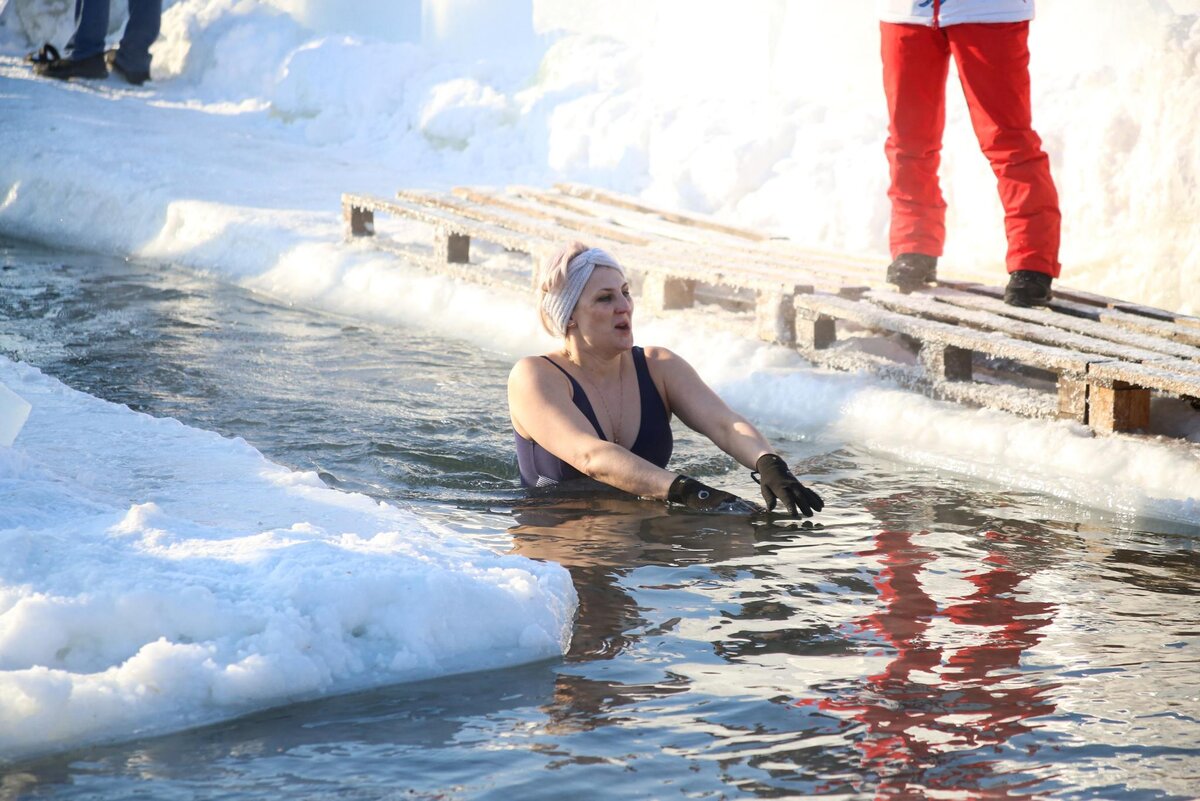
[541,248,625,337]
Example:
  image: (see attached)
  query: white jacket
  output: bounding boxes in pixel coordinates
[878,0,1034,26]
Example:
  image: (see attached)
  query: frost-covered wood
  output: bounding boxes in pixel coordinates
[344,184,1197,438]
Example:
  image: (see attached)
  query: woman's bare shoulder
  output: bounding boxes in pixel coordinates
[640,344,678,360]
[640,345,689,370]
[510,354,570,389]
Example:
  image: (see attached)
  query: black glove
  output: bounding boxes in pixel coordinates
[667,475,760,514]
[752,453,824,518]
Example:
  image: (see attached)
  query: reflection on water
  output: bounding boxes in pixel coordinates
[3,239,1199,799]
[509,491,764,661]
[807,525,1059,798]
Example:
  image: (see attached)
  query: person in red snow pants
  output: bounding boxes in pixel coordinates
[881,20,1061,306]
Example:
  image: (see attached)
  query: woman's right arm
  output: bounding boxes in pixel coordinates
[508,357,676,499]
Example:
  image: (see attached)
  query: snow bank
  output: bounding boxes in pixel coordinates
[0,357,575,764]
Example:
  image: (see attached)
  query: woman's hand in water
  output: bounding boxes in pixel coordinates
[753,454,824,518]
[667,475,760,514]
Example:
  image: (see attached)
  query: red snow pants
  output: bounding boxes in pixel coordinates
[881,21,1061,278]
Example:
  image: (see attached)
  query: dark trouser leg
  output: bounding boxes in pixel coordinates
[116,0,163,74]
[64,0,112,61]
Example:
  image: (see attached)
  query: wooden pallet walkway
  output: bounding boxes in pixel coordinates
[341,184,1200,437]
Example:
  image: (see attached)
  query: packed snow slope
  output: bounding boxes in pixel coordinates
[1,0,1197,312]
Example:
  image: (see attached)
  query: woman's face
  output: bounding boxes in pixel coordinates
[569,266,633,352]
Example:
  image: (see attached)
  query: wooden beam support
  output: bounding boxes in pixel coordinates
[795,308,837,350]
[642,273,696,312]
[1088,380,1151,434]
[434,228,470,264]
[920,343,973,381]
[345,204,374,237]
[755,289,803,346]
[1056,375,1089,422]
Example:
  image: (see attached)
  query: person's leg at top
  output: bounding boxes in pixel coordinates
[881,21,951,291]
[949,21,1061,306]
[107,0,162,84]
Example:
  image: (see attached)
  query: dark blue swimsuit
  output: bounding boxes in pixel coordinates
[515,346,673,488]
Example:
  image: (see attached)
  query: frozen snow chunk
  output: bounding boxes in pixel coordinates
[0,382,31,448]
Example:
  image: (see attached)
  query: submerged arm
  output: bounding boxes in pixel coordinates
[508,357,676,499]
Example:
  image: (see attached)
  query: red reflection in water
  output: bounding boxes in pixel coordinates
[802,528,1058,797]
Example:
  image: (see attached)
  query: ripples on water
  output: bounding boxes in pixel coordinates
[2,239,1198,800]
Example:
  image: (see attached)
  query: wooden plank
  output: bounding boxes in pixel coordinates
[929,286,1200,361]
[1087,359,1200,397]
[342,193,537,255]
[866,288,1175,364]
[1052,296,1200,348]
[794,293,1105,374]
[517,186,880,288]
[362,189,842,348]
[945,281,1200,349]
[638,241,866,296]
[522,186,750,251]
[396,188,629,253]
[548,188,883,283]
[354,192,810,329]
[400,189,849,300]
[452,186,652,246]
[542,183,884,284]
[367,237,529,293]
[795,292,1118,424]
[936,379,1060,419]
[804,345,1060,418]
[758,239,882,276]
[553,181,769,241]
[1039,284,1200,330]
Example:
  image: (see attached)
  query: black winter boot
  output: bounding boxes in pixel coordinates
[106,50,150,86]
[1004,270,1053,307]
[886,253,938,292]
[30,45,107,81]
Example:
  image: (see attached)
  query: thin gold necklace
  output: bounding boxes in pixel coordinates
[574,354,625,445]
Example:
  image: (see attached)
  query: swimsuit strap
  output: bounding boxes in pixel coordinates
[539,355,607,440]
[630,346,663,415]
[628,346,671,456]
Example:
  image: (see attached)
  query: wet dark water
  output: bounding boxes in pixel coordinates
[2,238,1199,800]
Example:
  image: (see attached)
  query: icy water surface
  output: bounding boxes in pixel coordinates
[2,239,1198,799]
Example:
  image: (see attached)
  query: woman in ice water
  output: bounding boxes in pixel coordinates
[508,242,824,517]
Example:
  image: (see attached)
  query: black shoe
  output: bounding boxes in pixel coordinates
[105,50,150,85]
[30,45,107,80]
[1004,270,1053,307]
[25,43,58,64]
[886,252,938,291]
